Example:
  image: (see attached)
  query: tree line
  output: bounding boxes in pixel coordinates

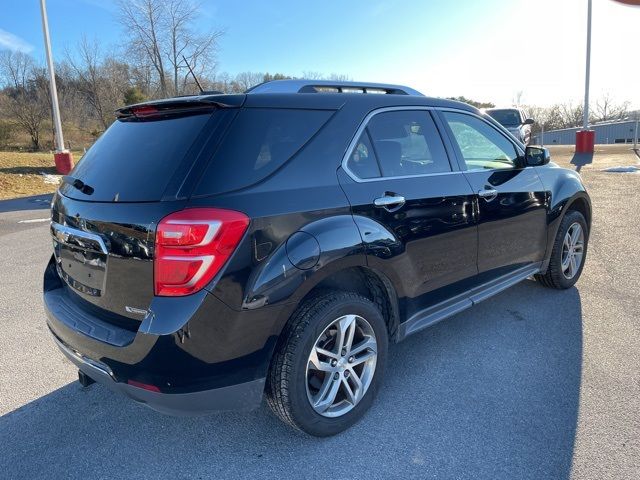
[0,0,633,151]
[449,95,632,137]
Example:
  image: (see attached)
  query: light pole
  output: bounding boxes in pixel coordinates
[634,113,638,152]
[576,0,595,153]
[583,0,592,131]
[39,0,74,174]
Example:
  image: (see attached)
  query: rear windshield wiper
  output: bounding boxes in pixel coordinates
[62,175,94,195]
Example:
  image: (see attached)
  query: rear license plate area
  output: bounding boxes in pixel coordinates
[54,241,107,297]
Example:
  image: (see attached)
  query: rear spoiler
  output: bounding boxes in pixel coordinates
[116,94,246,119]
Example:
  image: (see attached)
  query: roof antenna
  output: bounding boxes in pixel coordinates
[182,55,204,94]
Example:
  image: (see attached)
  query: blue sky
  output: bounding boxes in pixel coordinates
[1,0,639,107]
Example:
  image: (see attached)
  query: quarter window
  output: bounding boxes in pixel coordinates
[443,112,519,170]
[347,131,381,179]
[195,108,333,195]
[346,110,451,179]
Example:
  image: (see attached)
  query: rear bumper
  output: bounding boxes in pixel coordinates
[52,332,264,415]
[43,256,283,415]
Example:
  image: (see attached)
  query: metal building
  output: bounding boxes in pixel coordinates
[532,119,639,145]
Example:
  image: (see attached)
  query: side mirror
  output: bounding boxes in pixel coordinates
[522,118,535,126]
[525,146,550,166]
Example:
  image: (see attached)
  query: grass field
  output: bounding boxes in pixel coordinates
[0,151,83,200]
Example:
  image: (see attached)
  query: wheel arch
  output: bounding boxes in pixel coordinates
[541,190,592,273]
[564,194,592,230]
[274,265,401,344]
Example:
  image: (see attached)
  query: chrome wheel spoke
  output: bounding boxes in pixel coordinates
[570,224,582,245]
[349,336,377,357]
[315,346,338,360]
[313,375,341,412]
[308,348,334,373]
[341,376,357,404]
[335,315,357,354]
[569,255,578,277]
[346,368,364,406]
[350,347,377,367]
[348,367,363,393]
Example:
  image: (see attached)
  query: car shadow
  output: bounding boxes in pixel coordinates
[0,194,52,213]
[570,152,594,172]
[0,281,582,479]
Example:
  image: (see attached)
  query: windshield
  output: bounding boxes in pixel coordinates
[486,109,521,127]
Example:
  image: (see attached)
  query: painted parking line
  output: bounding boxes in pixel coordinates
[18,218,51,224]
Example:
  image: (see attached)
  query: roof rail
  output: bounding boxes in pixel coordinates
[246,79,423,96]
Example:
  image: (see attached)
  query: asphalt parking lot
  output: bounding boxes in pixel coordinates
[0,146,638,479]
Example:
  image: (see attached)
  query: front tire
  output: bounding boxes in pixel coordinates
[536,210,588,289]
[266,291,388,436]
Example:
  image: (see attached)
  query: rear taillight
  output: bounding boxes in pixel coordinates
[154,208,249,296]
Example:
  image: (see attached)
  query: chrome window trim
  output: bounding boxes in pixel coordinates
[341,106,463,183]
[341,106,529,183]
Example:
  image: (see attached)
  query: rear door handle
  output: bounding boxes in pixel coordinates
[374,194,406,212]
[478,188,498,201]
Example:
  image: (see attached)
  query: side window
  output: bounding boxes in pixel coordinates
[367,110,451,177]
[346,110,451,180]
[346,131,381,179]
[442,111,519,171]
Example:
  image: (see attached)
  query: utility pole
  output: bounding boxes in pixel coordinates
[39,0,74,173]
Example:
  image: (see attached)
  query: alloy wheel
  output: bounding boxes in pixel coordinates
[561,222,585,279]
[305,314,378,418]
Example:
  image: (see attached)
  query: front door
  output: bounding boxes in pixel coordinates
[338,108,478,317]
[438,110,548,276]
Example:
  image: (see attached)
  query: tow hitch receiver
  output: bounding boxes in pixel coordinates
[78,370,96,387]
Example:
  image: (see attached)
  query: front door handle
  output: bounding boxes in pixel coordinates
[374,193,406,212]
[478,188,498,202]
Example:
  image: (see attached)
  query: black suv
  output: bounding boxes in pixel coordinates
[44,80,591,436]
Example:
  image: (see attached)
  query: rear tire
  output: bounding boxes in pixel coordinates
[266,291,388,436]
[535,210,588,289]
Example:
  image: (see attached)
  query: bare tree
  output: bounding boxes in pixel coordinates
[233,71,264,92]
[558,102,584,128]
[0,51,50,150]
[301,71,351,82]
[118,0,167,96]
[593,93,629,123]
[524,104,565,137]
[65,38,106,128]
[327,73,352,82]
[117,0,223,97]
[301,70,325,80]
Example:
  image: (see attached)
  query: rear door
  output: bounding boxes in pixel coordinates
[338,108,478,316]
[438,110,548,276]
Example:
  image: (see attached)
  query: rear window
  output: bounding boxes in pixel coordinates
[61,112,214,202]
[194,108,332,195]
